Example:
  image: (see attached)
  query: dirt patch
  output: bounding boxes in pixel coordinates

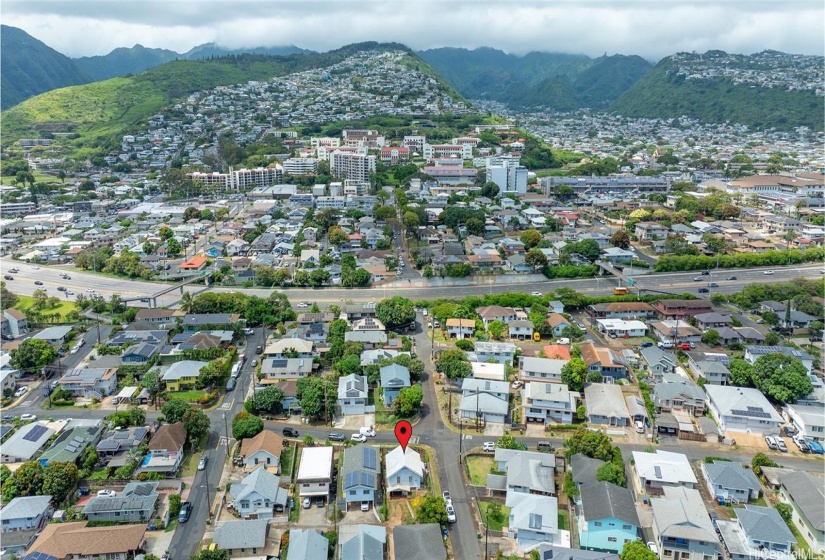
[386,497,415,559]
[725,431,771,450]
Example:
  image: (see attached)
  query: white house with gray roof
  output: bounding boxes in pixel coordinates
[651,487,720,560]
[506,493,561,551]
[701,461,761,502]
[520,356,567,384]
[632,450,697,494]
[778,470,825,553]
[385,446,424,495]
[474,341,517,364]
[460,378,509,423]
[213,519,269,556]
[785,403,825,442]
[653,380,706,416]
[1,422,55,463]
[229,466,289,519]
[0,495,53,532]
[338,374,369,415]
[584,384,629,427]
[523,382,579,424]
[716,505,795,560]
[491,449,557,498]
[704,385,783,435]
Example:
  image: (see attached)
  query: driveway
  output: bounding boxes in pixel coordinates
[484,423,505,437]
[341,506,381,525]
[295,501,331,528]
[334,413,375,430]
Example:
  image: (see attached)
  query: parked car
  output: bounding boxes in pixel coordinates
[764,435,778,450]
[328,432,345,442]
[531,292,542,297]
[351,433,367,443]
[782,425,797,437]
[635,420,645,434]
[482,442,496,452]
[315,497,325,508]
[647,542,659,556]
[776,438,788,453]
[676,342,693,351]
[20,414,36,422]
[446,504,456,523]
[810,334,823,342]
[360,501,370,512]
[793,437,810,453]
[442,491,452,505]
[282,427,299,437]
[13,387,28,397]
[3,275,12,280]
[198,456,208,471]
[807,439,824,455]
[243,328,254,335]
[303,497,312,509]
[763,270,775,275]
[657,341,674,349]
[640,341,654,348]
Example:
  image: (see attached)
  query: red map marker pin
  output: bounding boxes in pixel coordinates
[394,420,412,452]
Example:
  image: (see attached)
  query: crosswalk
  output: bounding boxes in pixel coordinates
[20,400,32,407]
[220,402,231,410]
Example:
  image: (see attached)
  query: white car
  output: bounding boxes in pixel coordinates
[14,387,28,397]
[531,292,542,297]
[243,328,254,335]
[482,442,496,452]
[351,433,367,443]
[511,380,522,389]
[446,504,456,523]
[635,420,645,434]
[20,414,36,422]
[97,489,117,498]
[66,290,75,296]
[85,288,96,293]
[763,270,774,275]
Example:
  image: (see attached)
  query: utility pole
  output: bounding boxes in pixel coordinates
[222,412,229,446]
[203,461,211,520]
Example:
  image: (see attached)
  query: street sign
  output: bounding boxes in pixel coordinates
[627,278,634,286]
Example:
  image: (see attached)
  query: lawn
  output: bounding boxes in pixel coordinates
[478,501,509,531]
[170,390,207,402]
[280,446,295,478]
[466,455,496,486]
[558,508,569,531]
[0,170,60,186]
[13,295,76,321]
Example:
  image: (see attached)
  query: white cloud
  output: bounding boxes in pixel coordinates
[3,0,823,60]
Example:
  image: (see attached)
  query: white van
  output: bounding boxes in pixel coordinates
[360,426,376,438]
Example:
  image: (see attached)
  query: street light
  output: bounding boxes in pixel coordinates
[201,461,211,520]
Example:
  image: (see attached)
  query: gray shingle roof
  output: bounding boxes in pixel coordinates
[230,467,285,504]
[0,496,53,520]
[780,470,825,530]
[287,529,328,560]
[737,505,794,545]
[392,524,446,560]
[213,519,268,550]
[82,481,158,515]
[703,462,761,494]
[580,481,640,527]
[379,364,410,389]
[571,454,605,486]
[340,525,385,560]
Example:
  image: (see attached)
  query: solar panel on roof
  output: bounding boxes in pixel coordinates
[654,466,662,479]
[23,424,48,442]
[65,444,78,453]
[362,446,377,470]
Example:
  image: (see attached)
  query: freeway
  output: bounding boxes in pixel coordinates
[4,261,824,304]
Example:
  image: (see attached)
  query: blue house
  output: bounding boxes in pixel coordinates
[341,444,381,508]
[578,481,641,553]
[380,364,411,406]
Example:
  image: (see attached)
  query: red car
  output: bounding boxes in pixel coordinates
[676,342,693,351]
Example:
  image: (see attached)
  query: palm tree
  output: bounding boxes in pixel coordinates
[180,291,195,314]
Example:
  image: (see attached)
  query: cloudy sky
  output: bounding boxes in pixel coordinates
[3,0,824,61]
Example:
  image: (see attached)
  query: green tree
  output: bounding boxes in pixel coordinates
[161,398,191,424]
[166,237,182,256]
[701,329,720,346]
[764,331,780,346]
[191,549,230,560]
[339,354,362,376]
[437,349,472,379]
[394,384,423,417]
[245,386,284,414]
[576,405,586,420]
[140,370,160,407]
[481,181,500,198]
[414,493,448,525]
[231,412,264,440]
[12,461,44,496]
[621,540,658,560]
[403,211,420,230]
[751,452,779,475]
[42,462,79,504]
[182,408,210,447]
[525,248,548,269]
[775,503,793,524]
[610,230,631,249]
[596,461,626,487]
[487,320,505,340]
[563,426,617,461]
[376,296,415,329]
[0,282,19,310]
[496,433,526,450]
[422,265,434,278]
[10,339,57,373]
[327,226,349,247]
[520,229,542,249]
[728,358,754,387]
[751,353,812,404]
[561,356,588,392]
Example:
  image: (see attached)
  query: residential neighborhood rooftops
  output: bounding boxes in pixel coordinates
[632,450,697,485]
[213,519,268,551]
[780,470,825,531]
[580,481,640,526]
[392,524,446,560]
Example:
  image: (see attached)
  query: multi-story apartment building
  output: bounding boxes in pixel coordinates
[329,151,376,182]
[486,155,527,196]
[283,158,318,175]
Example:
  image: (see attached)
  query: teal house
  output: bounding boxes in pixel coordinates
[578,481,641,553]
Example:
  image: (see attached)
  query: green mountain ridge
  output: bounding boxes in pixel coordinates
[0,25,93,109]
[74,43,315,81]
[610,54,825,131]
[1,42,462,154]
[417,47,653,110]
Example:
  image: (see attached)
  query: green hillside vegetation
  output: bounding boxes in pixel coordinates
[418,47,652,110]
[2,42,460,157]
[611,59,824,131]
[1,25,92,109]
